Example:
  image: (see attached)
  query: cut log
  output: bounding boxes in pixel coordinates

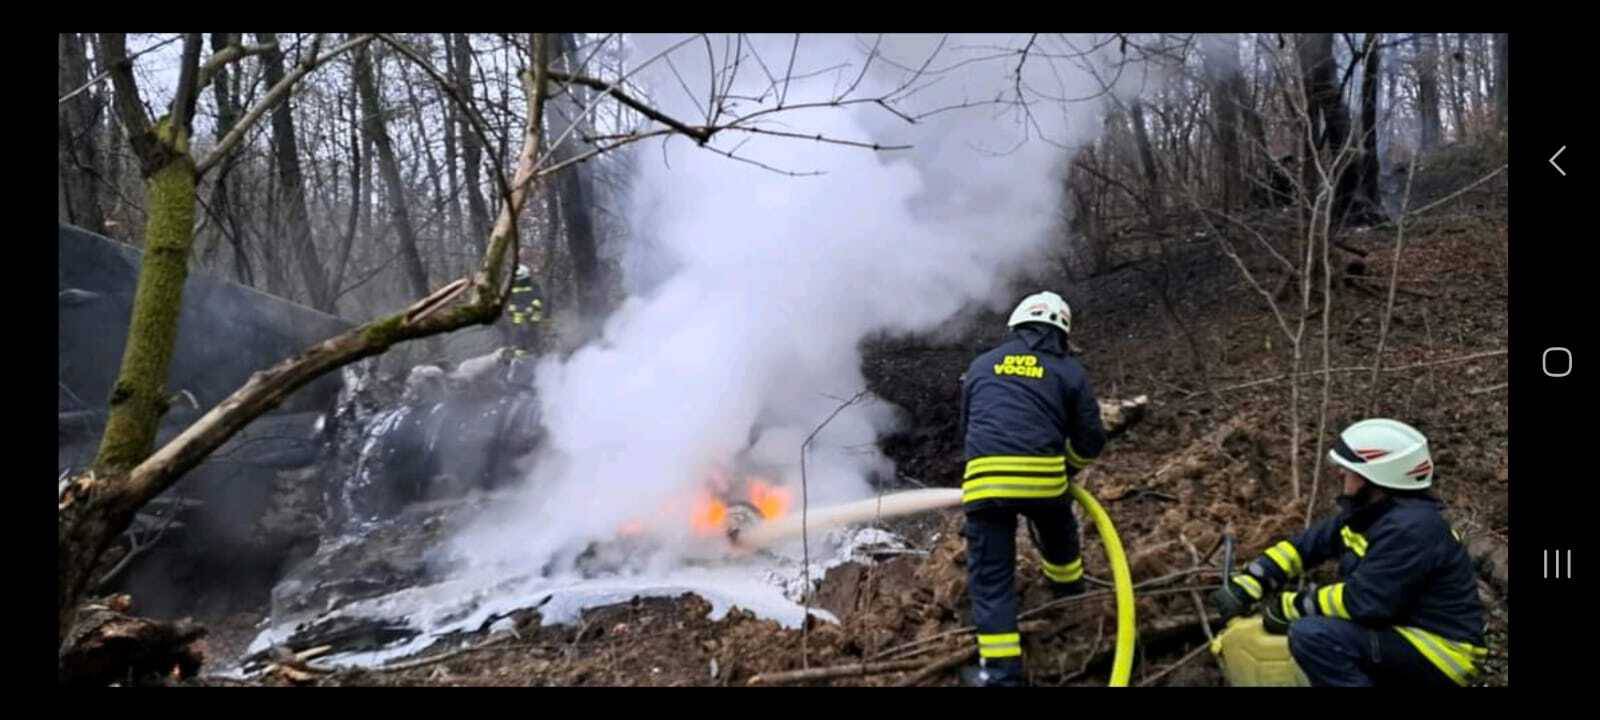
[59,601,207,686]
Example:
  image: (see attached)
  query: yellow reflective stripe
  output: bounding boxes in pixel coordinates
[977,633,1022,658]
[1264,547,1294,577]
[1281,593,1302,621]
[965,455,1067,476]
[1394,627,1485,687]
[1316,583,1349,619]
[962,483,1070,503]
[962,475,1068,490]
[1340,526,1368,557]
[1064,441,1092,469]
[1265,541,1303,577]
[1232,574,1263,600]
[963,469,1068,484]
[1042,557,1083,582]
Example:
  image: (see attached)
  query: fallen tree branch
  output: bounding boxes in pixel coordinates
[896,646,975,687]
[747,658,927,685]
[1468,382,1508,396]
[1105,489,1178,503]
[1136,641,1212,687]
[1346,275,1437,298]
[874,581,1215,662]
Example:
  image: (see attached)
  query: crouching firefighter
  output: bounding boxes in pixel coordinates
[959,291,1107,687]
[504,263,545,359]
[1210,419,1489,687]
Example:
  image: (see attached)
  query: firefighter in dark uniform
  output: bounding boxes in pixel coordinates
[959,291,1107,687]
[1211,419,1489,686]
[505,264,544,359]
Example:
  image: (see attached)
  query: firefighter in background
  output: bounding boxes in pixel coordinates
[958,291,1107,687]
[505,264,544,359]
[1210,419,1489,687]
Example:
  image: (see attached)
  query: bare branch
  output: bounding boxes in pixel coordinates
[197,34,375,178]
[197,40,280,90]
[59,34,183,106]
[717,125,909,152]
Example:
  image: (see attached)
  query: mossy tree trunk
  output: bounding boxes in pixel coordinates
[60,33,384,647]
[92,121,197,473]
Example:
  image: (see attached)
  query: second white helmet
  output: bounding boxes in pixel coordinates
[1327,418,1434,490]
[1007,291,1072,336]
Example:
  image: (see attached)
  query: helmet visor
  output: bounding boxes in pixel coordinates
[1329,435,1367,466]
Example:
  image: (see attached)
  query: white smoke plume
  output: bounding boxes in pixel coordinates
[452,34,1123,575]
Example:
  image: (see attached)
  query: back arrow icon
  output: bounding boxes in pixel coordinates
[1551,146,1568,176]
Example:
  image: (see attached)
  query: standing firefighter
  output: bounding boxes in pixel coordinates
[958,291,1107,687]
[1210,419,1489,687]
[504,264,544,358]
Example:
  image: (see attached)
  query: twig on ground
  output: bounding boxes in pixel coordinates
[1136,641,1212,686]
[896,646,976,687]
[1105,489,1179,503]
[747,658,928,685]
[1178,534,1217,646]
[1213,350,1507,393]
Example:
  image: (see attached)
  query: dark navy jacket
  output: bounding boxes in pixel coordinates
[959,326,1106,506]
[1252,494,1486,647]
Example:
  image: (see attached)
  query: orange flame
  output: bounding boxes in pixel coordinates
[748,479,791,520]
[617,519,646,537]
[691,496,729,535]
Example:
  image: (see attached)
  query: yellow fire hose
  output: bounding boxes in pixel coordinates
[733,483,1137,685]
[1069,483,1136,687]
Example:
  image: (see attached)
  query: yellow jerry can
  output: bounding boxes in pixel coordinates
[1209,616,1311,686]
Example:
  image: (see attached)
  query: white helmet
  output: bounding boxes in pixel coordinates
[515,264,531,282]
[1007,291,1072,335]
[1327,418,1434,490]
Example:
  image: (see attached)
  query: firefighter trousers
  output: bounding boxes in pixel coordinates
[963,497,1084,664]
[1288,617,1461,687]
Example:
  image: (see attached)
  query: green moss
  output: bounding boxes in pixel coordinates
[361,313,408,347]
[94,137,197,474]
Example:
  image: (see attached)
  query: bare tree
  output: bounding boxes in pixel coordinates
[1493,33,1508,132]
[548,32,604,323]
[1414,34,1442,151]
[58,33,106,233]
[258,33,337,312]
[354,40,432,299]
[1201,34,1248,213]
[1448,33,1468,141]
[452,33,492,253]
